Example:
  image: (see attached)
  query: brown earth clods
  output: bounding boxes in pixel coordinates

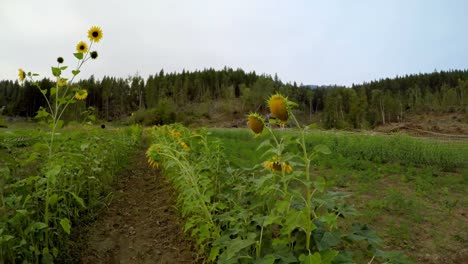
[79,143,198,264]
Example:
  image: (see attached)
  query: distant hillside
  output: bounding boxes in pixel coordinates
[0,68,466,133]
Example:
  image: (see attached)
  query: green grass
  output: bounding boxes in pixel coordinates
[209,128,468,263]
[209,128,468,170]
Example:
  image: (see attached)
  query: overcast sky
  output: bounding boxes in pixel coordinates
[1,0,467,86]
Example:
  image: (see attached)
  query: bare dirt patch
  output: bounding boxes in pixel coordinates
[78,141,198,264]
[374,113,468,140]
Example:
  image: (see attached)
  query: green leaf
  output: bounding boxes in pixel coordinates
[48,194,59,206]
[254,255,276,264]
[313,177,327,192]
[30,222,48,231]
[333,251,354,264]
[256,139,273,150]
[41,88,48,95]
[287,100,299,107]
[50,87,57,96]
[51,67,61,77]
[299,252,321,264]
[35,108,50,119]
[42,248,54,264]
[208,246,220,262]
[32,142,48,152]
[318,213,337,229]
[320,250,339,264]
[314,144,331,155]
[32,73,40,76]
[52,247,59,257]
[314,230,340,251]
[282,209,316,236]
[45,165,61,185]
[72,69,80,76]
[60,218,71,234]
[68,191,86,208]
[346,223,382,246]
[56,120,64,129]
[73,53,83,60]
[88,114,96,121]
[0,235,14,243]
[60,66,68,70]
[219,237,256,261]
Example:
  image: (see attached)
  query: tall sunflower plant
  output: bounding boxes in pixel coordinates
[15,26,103,260]
[246,93,409,263]
[18,26,102,134]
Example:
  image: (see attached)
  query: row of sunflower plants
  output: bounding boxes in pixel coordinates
[147,95,410,263]
[0,26,140,263]
[0,125,142,262]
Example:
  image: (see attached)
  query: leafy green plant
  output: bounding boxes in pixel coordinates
[0,26,143,263]
[0,126,142,262]
[147,94,411,263]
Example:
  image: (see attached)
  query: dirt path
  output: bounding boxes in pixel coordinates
[79,140,197,264]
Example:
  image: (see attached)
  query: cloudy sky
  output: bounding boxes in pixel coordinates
[1,0,467,86]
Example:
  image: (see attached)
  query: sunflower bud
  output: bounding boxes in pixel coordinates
[75,89,88,100]
[57,57,64,64]
[90,51,98,59]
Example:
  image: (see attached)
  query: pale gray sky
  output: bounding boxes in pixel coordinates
[1,0,467,86]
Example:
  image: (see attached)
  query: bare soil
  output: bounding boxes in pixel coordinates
[374,113,468,139]
[78,141,198,264]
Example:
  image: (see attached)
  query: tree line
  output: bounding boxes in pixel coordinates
[0,67,466,128]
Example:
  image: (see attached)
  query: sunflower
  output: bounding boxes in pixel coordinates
[169,129,181,138]
[247,113,265,135]
[282,162,293,173]
[76,41,88,53]
[90,51,98,59]
[18,68,26,82]
[179,141,190,151]
[263,157,292,173]
[147,158,160,169]
[74,89,88,100]
[88,26,103,43]
[57,78,67,87]
[267,93,289,122]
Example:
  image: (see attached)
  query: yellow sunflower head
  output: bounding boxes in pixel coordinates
[74,89,88,100]
[147,158,160,169]
[88,26,103,43]
[263,157,292,173]
[179,141,190,151]
[57,78,67,87]
[282,162,293,173]
[247,113,265,136]
[267,93,289,122]
[76,41,89,53]
[169,129,181,138]
[18,68,26,82]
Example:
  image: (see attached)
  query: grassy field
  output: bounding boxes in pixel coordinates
[208,128,468,263]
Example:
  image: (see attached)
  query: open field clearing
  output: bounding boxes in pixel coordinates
[207,128,468,263]
[1,123,467,263]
